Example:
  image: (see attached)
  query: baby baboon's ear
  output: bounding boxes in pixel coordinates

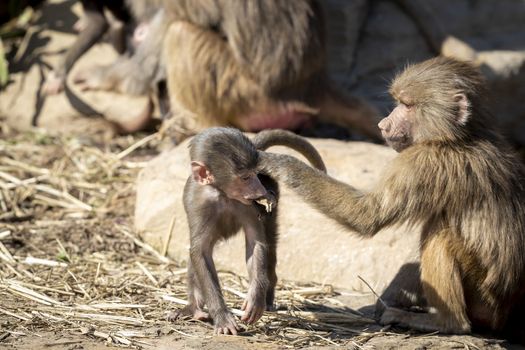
[191,161,214,185]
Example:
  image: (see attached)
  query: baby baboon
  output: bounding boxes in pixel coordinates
[259,57,525,341]
[75,0,381,141]
[173,128,326,335]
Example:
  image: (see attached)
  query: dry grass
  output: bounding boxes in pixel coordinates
[0,126,504,349]
[0,127,380,349]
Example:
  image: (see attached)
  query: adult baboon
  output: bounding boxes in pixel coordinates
[259,57,525,342]
[74,0,381,141]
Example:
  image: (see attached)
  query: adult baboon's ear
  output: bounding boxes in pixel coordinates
[454,93,470,126]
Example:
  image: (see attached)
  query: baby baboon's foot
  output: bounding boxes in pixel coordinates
[167,304,209,322]
[213,310,240,335]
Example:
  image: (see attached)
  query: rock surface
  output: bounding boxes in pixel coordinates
[322,0,525,143]
[135,137,420,292]
[0,0,151,136]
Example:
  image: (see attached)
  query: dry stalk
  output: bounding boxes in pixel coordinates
[0,129,491,349]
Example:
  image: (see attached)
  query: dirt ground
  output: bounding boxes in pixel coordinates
[4,330,519,350]
[0,127,523,350]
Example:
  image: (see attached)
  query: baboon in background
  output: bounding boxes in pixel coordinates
[75,0,382,141]
[41,0,164,132]
[43,0,162,95]
[44,0,129,95]
[173,128,326,335]
[258,57,525,342]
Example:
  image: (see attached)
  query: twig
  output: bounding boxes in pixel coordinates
[13,281,74,296]
[67,270,91,300]
[5,281,64,306]
[116,133,158,160]
[170,327,200,338]
[0,241,15,263]
[162,214,176,257]
[4,263,24,278]
[0,157,50,175]
[23,256,68,267]
[95,262,101,282]
[161,295,188,306]
[288,286,333,296]
[0,174,49,190]
[277,310,374,324]
[223,286,247,299]
[75,313,144,326]
[0,307,31,321]
[87,303,148,310]
[135,261,158,286]
[358,275,387,308]
[119,227,170,264]
[0,230,11,239]
[0,170,92,211]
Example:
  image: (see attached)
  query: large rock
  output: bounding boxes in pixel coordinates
[338,0,525,143]
[135,137,420,291]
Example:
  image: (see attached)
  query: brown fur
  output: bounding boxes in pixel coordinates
[75,0,381,140]
[259,57,525,341]
[164,0,380,140]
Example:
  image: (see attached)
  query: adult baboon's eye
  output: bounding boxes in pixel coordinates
[400,102,413,110]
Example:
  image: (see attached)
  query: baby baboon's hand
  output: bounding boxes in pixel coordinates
[241,294,266,324]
